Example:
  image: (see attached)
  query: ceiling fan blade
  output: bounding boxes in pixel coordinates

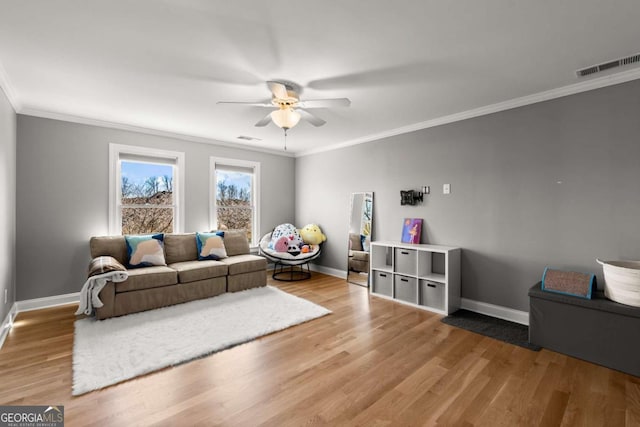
[267,81,289,99]
[297,98,351,108]
[254,113,273,127]
[298,109,326,127]
[217,101,273,107]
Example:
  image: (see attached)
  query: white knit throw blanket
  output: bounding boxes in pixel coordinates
[76,271,128,316]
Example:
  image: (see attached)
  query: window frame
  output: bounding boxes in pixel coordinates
[210,157,260,247]
[109,143,185,235]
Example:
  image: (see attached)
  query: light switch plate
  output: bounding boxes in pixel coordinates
[443,184,451,194]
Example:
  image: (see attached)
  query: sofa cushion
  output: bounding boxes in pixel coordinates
[115,266,178,293]
[164,233,198,264]
[90,236,128,265]
[349,233,363,251]
[196,231,228,260]
[221,230,251,256]
[125,234,166,268]
[350,251,369,262]
[220,254,267,276]
[169,260,228,283]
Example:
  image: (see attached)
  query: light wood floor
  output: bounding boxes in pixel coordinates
[1,273,639,426]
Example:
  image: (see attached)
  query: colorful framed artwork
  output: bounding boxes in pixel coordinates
[401,218,422,244]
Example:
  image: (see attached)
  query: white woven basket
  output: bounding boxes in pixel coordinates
[597,259,640,308]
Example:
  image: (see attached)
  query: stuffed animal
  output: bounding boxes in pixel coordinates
[272,236,290,253]
[269,223,304,256]
[299,224,327,245]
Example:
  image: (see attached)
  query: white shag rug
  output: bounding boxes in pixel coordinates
[72,285,331,395]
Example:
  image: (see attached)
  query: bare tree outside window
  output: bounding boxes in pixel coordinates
[215,171,253,242]
[121,161,174,234]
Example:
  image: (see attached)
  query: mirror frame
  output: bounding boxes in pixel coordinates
[347,192,373,287]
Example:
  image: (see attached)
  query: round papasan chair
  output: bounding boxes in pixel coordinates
[259,232,322,281]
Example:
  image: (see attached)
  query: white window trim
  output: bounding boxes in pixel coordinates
[210,157,261,247]
[109,143,185,235]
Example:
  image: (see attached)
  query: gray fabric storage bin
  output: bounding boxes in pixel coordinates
[395,248,417,275]
[420,280,445,310]
[394,275,417,304]
[529,282,640,377]
[372,271,393,297]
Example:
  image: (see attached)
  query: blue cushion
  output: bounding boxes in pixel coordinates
[541,267,596,299]
[196,231,228,260]
[125,234,166,268]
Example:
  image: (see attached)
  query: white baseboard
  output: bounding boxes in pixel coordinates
[0,292,80,351]
[461,297,529,325]
[306,268,529,325]
[309,264,347,279]
[0,283,528,353]
[15,292,80,313]
[0,303,18,350]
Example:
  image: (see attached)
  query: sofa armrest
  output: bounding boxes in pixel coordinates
[88,256,127,278]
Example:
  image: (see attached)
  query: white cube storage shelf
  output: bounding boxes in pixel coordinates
[395,248,417,276]
[370,241,461,315]
[372,270,393,296]
[394,275,418,304]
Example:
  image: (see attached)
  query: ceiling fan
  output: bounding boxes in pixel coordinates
[217,81,350,130]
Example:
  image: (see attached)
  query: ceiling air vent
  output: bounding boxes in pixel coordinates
[237,135,262,141]
[576,52,640,77]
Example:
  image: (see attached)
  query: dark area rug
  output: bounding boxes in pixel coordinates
[441,309,541,351]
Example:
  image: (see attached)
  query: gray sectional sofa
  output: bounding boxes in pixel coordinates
[89,231,267,319]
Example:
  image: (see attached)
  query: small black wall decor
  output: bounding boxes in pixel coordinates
[400,190,423,205]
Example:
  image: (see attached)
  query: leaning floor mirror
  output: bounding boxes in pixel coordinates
[347,192,373,287]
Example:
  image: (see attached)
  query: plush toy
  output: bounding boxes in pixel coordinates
[299,224,327,245]
[273,236,289,252]
[269,223,304,256]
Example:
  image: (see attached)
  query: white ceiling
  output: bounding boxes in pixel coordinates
[1,1,640,155]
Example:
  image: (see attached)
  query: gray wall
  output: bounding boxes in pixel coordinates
[16,116,295,300]
[0,87,16,321]
[296,79,640,312]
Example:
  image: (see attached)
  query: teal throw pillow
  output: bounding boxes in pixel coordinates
[125,234,166,268]
[196,231,228,260]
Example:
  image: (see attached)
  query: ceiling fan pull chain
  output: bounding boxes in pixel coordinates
[284,129,288,151]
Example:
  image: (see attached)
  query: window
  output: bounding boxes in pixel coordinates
[210,157,260,246]
[109,144,185,235]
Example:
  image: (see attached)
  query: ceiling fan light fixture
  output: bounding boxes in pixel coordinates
[270,108,301,130]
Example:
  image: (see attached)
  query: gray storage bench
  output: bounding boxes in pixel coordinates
[529,282,640,377]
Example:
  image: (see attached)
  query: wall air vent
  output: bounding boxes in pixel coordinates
[576,53,640,77]
[237,135,262,141]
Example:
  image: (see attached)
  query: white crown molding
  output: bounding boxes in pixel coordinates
[296,67,640,157]
[0,303,18,351]
[15,292,79,313]
[0,61,20,111]
[10,64,640,159]
[460,298,529,326]
[18,108,295,158]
